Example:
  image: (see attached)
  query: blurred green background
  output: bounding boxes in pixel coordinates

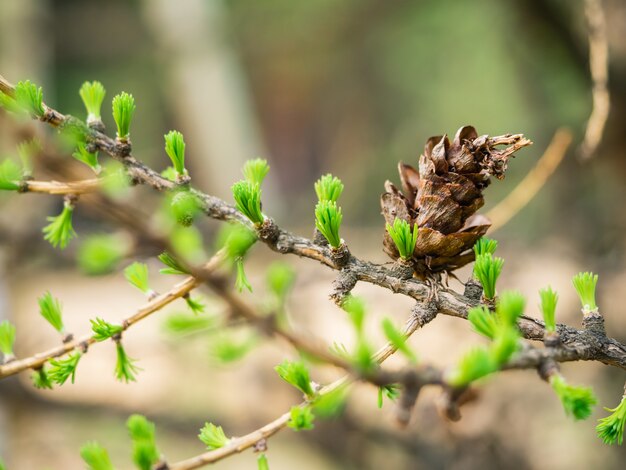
[0,0,625,469]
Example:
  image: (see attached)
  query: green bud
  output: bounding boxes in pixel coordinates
[198,422,229,450]
[164,130,186,176]
[385,218,418,261]
[314,174,344,203]
[112,92,136,140]
[242,158,270,185]
[314,200,342,248]
[572,271,598,313]
[79,81,106,122]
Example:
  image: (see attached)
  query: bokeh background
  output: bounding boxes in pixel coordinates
[1,0,626,469]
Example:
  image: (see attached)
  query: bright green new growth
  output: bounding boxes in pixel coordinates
[232,180,264,225]
[158,251,188,275]
[80,442,115,470]
[32,367,53,390]
[43,202,77,249]
[448,347,497,387]
[0,320,16,357]
[235,259,252,293]
[386,218,418,260]
[90,318,123,341]
[572,271,598,312]
[72,143,100,173]
[288,405,315,431]
[539,286,559,333]
[210,333,257,363]
[496,291,525,327]
[312,385,348,418]
[489,326,521,365]
[78,234,127,275]
[14,80,45,117]
[314,174,344,203]
[315,200,342,248]
[124,262,150,294]
[127,414,160,470]
[79,81,106,121]
[257,453,270,470]
[342,295,366,334]
[164,130,186,176]
[381,318,417,363]
[473,237,498,257]
[597,394,626,445]
[0,158,22,191]
[275,359,315,397]
[353,338,376,373]
[48,352,82,385]
[377,384,400,409]
[550,375,597,420]
[115,342,140,383]
[219,222,257,293]
[467,306,497,339]
[185,295,206,314]
[170,190,200,227]
[112,91,136,140]
[473,253,504,300]
[242,158,270,185]
[198,422,230,450]
[38,291,65,334]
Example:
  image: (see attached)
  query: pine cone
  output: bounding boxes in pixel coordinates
[381,126,532,275]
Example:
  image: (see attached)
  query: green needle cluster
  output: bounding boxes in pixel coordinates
[43,201,77,250]
[164,130,186,177]
[550,374,597,420]
[232,180,264,225]
[38,292,65,335]
[124,262,151,295]
[127,414,160,470]
[288,405,315,431]
[14,80,45,117]
[0,159,22,191]
[473,253,504,300]
[473,237,498,257]
[80,442,115,470]
[539,286,559,333]
[79,81,106,122]
[315,200,342,248]
[48,352,82,385]
[242,158,270,185]
[572,271,598,313]
[0,320,16,359]
[597,394,626,445]
[198,422,230,450]
[314,174,344,203]
[112,92,136,140]
[275,359,315,398]
[386,218,418,261]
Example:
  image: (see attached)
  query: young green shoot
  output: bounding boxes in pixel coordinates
[164,130,187,177]
[377,384,400,409]
[127,414,160,470]
[80,442,115,470]
[90,318,123,341]
[473,237,498,257]
[115,341,140,383]
[473,253,504,300]
[257,453,270,470]
[43,199,77,249]
[275,359,315,398]
[124,262,152,296]
[448,347,497,388]
[48,352,82,385]
[170,190,200,227]
[14,80,45,117]
[341,295,366,335]
[315,200,342,248]
[266,262,296,308]
[539,286,559,334]
[467,306,497,339]
[158,251,188,275]
[0,320,16,361]
[549,374,597,420]
[198,422,230,450]
[32,367,54,390]
[235,259,252,293]
[495,291,525,327]
[185,295,206,314]
[242,158,270,185]
[386,218,418,261]
[314,174,344,203]
[79,81,106,123]
[72,143,100,173]
[0,158,22,191]
[597,394,626,445]
[572,271,599,314]
[288,405,315,431]
[381,318,417,363]
[112,91,136,141]
[17,138,40,177]
[232,180,264,225]
[38,291,66,336]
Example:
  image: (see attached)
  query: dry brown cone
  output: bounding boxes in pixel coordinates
[381,125,532,276]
